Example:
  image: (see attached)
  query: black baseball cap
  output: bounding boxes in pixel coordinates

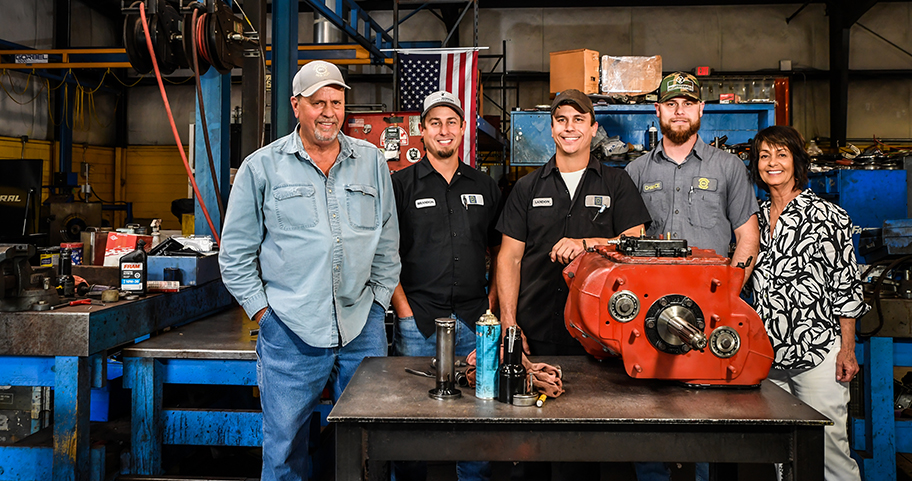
[550,89,595,119]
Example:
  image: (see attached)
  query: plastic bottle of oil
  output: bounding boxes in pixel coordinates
[120,239,148,296]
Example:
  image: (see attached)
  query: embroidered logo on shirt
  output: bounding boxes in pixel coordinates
[584,195,611,209]
[415,198,437,209]
[532,198,553,207]
[692,177,718,191]
[461,194,484,206]
[643,182,662,193]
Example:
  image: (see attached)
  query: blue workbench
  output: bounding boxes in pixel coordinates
[121,307,332,477]
[0,280,232,481]
[852,337,912,481]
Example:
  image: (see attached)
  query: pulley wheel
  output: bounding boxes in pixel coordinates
[158,3,189,71]
[206,11,231,74]
[123,2,152,74]
[183,10,210,75]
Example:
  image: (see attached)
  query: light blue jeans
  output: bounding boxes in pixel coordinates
[391,315,492,481]
[257,302,387,481]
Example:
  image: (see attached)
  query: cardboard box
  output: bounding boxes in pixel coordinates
[600,55,663,96]
[103,232,153,267]
[550,49,600,95]
[147,253,220,286]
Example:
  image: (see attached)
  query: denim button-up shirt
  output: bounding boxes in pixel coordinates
[219,127,400,348]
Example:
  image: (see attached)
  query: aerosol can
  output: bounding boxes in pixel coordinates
[120,239,148,296]
[475,309,501,399]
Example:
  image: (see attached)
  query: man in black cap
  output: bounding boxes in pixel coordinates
[390,90,499,481]
[497,89,650,356]
[496,88,650,480]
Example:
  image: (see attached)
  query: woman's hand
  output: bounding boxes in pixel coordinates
[836,317,858,383]
[835,344,858,383]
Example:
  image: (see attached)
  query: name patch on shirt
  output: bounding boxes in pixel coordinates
[415,198,437,209]
[584,195,611,209]
[461,194,484,206]
[643,181,662,193]
[532,197,553,207]
[692,177,718,192]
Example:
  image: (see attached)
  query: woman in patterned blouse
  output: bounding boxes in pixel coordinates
[748,125,869,481]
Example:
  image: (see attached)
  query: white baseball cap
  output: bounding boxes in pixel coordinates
[421,90,464,120]
[292,60,350,98]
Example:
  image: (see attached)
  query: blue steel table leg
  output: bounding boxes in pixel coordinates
[52,356,90,481]
[863,337,896,481]
[125,357,163,475]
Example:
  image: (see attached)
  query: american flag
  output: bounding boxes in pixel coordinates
[398,50,479,167]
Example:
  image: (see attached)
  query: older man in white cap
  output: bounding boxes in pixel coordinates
[219,60,400,481]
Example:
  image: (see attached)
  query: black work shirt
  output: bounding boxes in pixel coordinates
[496,154,651,345]
[392,157,502,338]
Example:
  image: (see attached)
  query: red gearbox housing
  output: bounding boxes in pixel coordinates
[562,237,773,387]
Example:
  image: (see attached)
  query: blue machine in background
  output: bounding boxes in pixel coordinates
[816,166,912,481]
[510,102,775,166]
[809,168,909,260]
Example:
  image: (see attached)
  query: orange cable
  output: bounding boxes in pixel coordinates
[138,3,220,245]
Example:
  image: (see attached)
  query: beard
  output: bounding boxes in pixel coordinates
[314,130,339,142]
[313,118,340,142]
[660,117,701,146]
[423,139,460,160]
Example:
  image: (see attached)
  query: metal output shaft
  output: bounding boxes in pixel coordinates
[665,315,707,351]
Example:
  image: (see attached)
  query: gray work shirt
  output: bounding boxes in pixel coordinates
[625,136,758,257]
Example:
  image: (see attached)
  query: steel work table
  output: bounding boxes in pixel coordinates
[329,356,829,481]
[0,280,232,481]
[122,307,259,475]
[122,307,336,477]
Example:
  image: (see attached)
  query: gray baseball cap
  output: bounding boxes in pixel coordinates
[421,90,464,120]
[292,61,350,98]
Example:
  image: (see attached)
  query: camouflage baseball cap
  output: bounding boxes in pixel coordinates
[659,72,702,102]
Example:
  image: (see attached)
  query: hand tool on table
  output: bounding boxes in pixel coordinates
[49,299,106,310]
[405,367,435,378]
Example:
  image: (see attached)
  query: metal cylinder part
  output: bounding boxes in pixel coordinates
[658,306,707,351]
[429,317,461,400]
[314,0,344,44]
[498,326,527,404]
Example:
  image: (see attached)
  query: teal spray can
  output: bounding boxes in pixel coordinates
[475,309,500,399]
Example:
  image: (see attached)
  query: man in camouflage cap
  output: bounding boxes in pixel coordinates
[624,70,759,481]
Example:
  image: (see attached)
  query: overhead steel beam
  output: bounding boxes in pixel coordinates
[241,0,266,159]
[825,0,877,148]
[271,0,299,140]
[55,0,73,176]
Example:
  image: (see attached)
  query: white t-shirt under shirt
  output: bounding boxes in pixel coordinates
[559,168,585,200]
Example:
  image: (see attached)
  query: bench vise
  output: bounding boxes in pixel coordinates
[563,237,773,387]
[1,244,61,312]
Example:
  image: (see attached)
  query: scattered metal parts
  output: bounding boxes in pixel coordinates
[511,394,537,407]
[405,367,435,378]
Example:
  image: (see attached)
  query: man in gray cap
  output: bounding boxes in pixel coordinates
[389,90,500,480]
[625,73,759,481]
[219,60,400,481]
